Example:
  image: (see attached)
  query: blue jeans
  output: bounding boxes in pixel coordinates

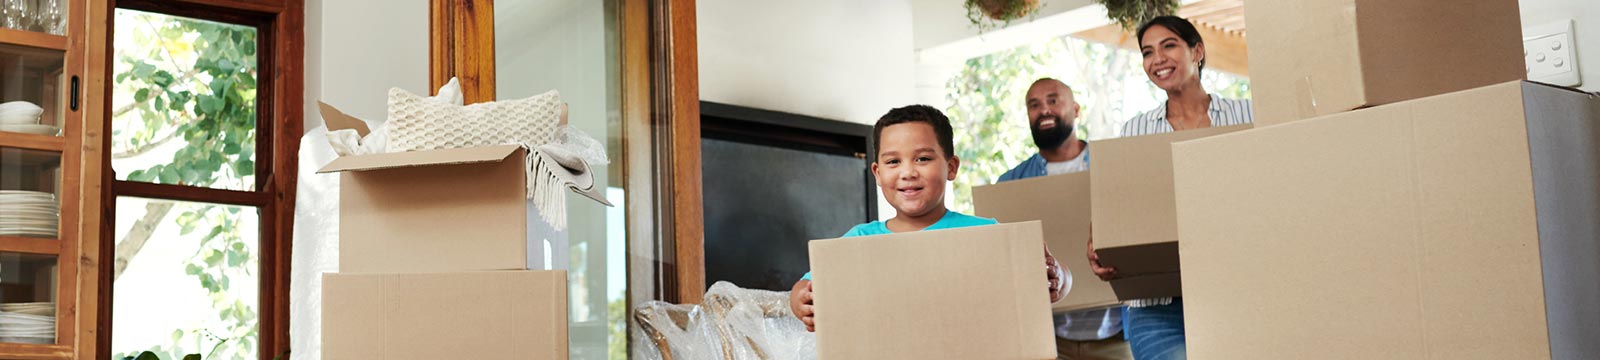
[1123,298,1185,360]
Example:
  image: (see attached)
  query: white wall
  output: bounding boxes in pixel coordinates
[1521,0,1600,91]
[697,0,917,125]
[304,0,430,131]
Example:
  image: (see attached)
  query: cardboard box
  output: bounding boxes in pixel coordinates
[1089,125,1248,299]
[1171,81,1600,359]
[1245,0,1524,126]
[973,172,1119,313]
[322,270,569,359]
[317,144,565,273]
[808,222,1055,360]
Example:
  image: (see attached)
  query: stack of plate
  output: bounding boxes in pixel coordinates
[0,308,54,344]
[0,191,59,238]
[0,101,56,136]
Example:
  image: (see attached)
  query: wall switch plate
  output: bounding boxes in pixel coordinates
[1524,19,1581,87]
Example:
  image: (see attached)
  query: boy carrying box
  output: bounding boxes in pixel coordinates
[788,104,1070,332]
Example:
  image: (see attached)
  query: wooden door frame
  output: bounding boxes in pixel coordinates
[428,0,704,304]
[88,1,302,359]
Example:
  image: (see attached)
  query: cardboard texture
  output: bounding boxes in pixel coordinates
[809,222,1055,360]
[972,172,1120,313]
[1089,125,1248,299]
[1171,81,1600,359]
[1245,0,1524,126]
[322,270,569,359]
[318,145,564,273]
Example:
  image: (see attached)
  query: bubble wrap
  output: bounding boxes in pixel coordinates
[384,88,562,152]
[633,281,817,360]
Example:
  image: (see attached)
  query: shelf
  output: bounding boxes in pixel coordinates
[0,236,59,255]
[0,133,65,152]
[0,343,69,359]
[0,28,67,52]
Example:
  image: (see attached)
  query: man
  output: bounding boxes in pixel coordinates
[998,78,1131,360]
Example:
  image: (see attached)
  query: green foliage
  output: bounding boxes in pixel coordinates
[112,9,261,360]
[608,290,627,359]
[1094,0,1182,31]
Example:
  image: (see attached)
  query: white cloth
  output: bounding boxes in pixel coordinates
[1044,150,1090,175]
[324,78,462,156]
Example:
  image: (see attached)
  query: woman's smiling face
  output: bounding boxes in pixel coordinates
[1140,24,1204,91]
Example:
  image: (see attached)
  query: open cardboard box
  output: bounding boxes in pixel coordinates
[1172,81,1600,359]
[1245,0,1523,126]
[973,172,1119,313]
[1088,125,1249,300]
[322,270,569,359]
[808,221,1055,360]
[316,102,601,273]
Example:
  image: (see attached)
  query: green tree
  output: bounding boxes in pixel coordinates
[110,9,260,360]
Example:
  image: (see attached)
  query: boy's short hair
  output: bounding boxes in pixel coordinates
[872,105,956,158]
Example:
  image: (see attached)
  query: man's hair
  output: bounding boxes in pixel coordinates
[872,105,956,158]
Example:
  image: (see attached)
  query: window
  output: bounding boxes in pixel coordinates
[102,2,299,359]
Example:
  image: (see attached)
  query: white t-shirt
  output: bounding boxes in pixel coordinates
[1044,149,1090,175]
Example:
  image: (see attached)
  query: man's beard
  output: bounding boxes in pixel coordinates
[1031,116,1074,150]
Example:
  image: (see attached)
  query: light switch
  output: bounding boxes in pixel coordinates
[1523,19,1581,87]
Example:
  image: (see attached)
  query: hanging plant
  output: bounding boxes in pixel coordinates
[965,0,1042,32]
[1094,0,1181,31]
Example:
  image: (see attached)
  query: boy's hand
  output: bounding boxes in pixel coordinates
[1087,225,1118,281]
[789,279,816,332]
[1044,243,1068,303]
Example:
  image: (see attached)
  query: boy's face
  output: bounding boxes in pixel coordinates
[871,122,959,219]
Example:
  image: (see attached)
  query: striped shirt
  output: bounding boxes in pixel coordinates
[1119,94,1254,308]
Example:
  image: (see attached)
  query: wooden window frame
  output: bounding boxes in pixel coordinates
[429,0,705,304]
[88,1,302,359]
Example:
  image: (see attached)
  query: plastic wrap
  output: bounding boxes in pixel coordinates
[633,281,817,360]
[289,126,344,360]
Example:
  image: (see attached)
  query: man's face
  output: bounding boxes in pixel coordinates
[1025,80,1079,150]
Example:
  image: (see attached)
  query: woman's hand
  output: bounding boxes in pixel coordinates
[789,279,816,332]
[1087,226,1118,281]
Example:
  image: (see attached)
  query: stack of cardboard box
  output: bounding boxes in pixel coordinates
[317,109,570,359]
[1168,0,1600,358]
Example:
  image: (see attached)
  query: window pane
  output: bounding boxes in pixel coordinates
[111,197,259,360]
[495,0,625,359]
[110,9,259,191]
[0,252,58,344]
[1,148,61,239]
[0,42,66,136]
[0,0,69,35]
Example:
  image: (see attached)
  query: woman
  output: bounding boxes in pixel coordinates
[1088,15,1253,360]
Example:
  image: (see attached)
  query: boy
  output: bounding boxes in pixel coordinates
[788,104,1069,332]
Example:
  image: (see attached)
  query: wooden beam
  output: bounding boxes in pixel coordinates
[660,0,704,305]
[430,0,495,104]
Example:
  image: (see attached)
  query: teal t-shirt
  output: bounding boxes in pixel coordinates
[800,210,997,280]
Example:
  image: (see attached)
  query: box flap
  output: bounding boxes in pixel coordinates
[973,172,1121,313]
[318,102,371,137]
[317,145,525,174]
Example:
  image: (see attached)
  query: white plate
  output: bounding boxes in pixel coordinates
[0,101,42,114]
[0,124,57,136]
[0,230,56,237]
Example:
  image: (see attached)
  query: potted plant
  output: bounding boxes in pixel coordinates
[1094,0,1181,30]
[965,0,1041,31]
